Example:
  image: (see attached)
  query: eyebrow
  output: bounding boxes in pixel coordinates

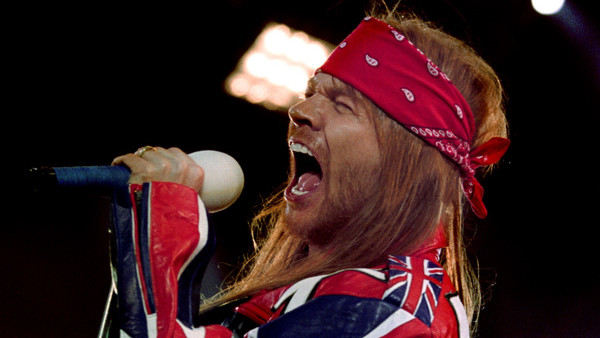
[304,75,363,106]
[304,76,319,97]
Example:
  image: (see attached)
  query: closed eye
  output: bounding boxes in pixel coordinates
[334,96,355,115]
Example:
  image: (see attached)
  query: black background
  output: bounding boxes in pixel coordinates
[3,0,599,336]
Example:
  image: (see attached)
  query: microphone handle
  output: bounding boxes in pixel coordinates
[56,166,131,189]
[27,150,244,212]
[28,166,132,192]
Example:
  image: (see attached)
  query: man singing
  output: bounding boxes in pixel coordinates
[111,8,509,338]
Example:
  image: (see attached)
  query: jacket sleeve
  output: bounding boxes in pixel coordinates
[110,182,231,337]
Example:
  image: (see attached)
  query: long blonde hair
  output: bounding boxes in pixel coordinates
[201,7,508,335]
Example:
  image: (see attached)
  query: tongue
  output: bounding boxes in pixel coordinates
[296,172,321,192]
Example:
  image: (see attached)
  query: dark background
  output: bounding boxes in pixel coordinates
[3,0,599,336]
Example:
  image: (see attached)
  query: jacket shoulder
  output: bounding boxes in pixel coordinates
[383,255,468,337]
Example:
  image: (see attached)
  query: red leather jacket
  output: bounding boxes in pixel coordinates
[111,182,469,337]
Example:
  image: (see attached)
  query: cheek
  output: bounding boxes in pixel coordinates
[344,132,381,168]
[324,118,382,187]
[329,133,382,188]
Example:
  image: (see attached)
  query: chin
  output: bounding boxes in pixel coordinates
[283,203,314,238]
[283,201,348,248]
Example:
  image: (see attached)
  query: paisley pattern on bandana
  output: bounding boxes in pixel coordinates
[318,17,509,218]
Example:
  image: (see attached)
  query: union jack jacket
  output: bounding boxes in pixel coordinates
[110,182,469,337]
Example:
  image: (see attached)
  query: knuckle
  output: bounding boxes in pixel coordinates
[171,160,182,174]
[157,159,171,172]
[142,166,157,180]
[195,165,205,178]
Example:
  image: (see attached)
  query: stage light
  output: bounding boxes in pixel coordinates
[225,23,334,111]
[531,0,565,15]
[533,1,600,89]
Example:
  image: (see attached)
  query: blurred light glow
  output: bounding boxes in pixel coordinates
[262,24,291,55]
[243,52,271,78]
[532,0,565,15]
[225,22,334,111]
[248,84,269,103]
[228,74,251,97]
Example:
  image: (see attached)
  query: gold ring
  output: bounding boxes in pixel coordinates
[135,146,157,157]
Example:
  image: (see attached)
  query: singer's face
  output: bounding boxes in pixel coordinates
[284,73,382,250]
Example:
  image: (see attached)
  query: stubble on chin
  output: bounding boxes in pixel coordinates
[283,179,373,249]
[284,204,351,248]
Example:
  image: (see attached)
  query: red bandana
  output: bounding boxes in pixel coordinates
[318,17,509,218]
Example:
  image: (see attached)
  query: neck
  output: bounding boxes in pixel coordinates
[307,243,329,260]
[408,225,447,262]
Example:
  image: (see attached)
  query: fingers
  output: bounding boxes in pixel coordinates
[112,146,205,193]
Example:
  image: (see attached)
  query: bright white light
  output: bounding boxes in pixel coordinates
[225,22,334,111]
[283,65,310,92]
[267,59,289,86]
[532,0,565,15]
[304,43,329,69]
[243,52,271,78]
[262,24,291,55]
[287,32,310,63]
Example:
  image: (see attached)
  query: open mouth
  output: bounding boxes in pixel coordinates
[288,141,323,198]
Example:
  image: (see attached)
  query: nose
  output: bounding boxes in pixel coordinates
[288,99,322,130]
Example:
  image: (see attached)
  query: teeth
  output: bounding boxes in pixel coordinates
[289,142,314,157]
[291,186,309,196]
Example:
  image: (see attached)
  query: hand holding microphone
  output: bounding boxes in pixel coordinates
[112,146,206,194]
[29,147,244,336]
[29,147,245,213]
[113,146,245,213]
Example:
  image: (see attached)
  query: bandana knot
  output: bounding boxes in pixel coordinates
[459,137,510,218]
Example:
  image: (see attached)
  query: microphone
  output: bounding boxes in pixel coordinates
[28,150,245,213]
